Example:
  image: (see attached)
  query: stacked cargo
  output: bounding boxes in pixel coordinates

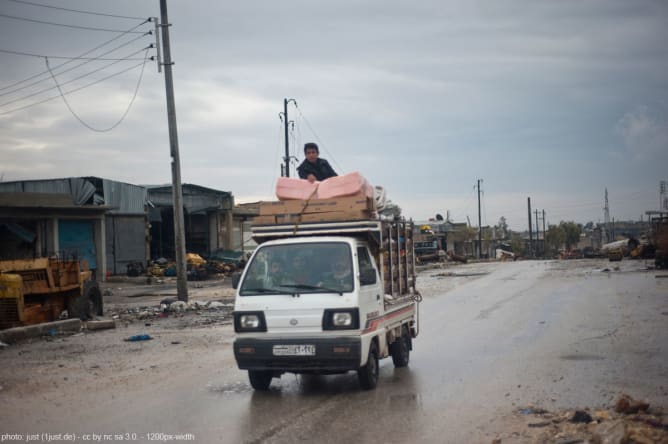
[380,221,415,300]
[254,195,376,225]
[254,172,377,225]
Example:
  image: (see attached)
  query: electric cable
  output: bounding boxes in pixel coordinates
[0,46,151,108]
[0,19,149,92]
[0,32,150,98]
[0,12,148,33]
[0,57,146,116]
[43,48,150,132]
[293,103,345,174]
[0,48,147,61]
[2,0,146,20]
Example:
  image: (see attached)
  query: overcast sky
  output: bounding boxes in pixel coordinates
[1,0,667,230]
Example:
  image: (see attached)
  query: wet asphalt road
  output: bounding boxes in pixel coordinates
[3,259,666,443]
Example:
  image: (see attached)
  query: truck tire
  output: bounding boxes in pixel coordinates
[390,329,410,368]
[68,281,103,320]
[248,370,273,391]
[358,341,379,390]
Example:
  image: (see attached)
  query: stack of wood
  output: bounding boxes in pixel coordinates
[254,196,376,225]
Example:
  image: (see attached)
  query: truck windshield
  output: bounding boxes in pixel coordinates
[239,242,354,295]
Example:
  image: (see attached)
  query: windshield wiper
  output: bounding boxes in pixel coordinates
[280,284,344,295]
[241,287,296,295]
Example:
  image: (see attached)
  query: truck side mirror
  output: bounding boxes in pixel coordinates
[232,272,241,289]
[359,268,377,286]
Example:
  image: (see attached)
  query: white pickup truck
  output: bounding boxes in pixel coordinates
[232,217,421,390]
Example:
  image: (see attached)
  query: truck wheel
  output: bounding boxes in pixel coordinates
[391,330,410,368]
[248,370,273,391]
[358,341,379,390]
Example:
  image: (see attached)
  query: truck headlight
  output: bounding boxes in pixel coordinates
[323,308,359,330]
[332,312,352,327]
[234,311,267,332]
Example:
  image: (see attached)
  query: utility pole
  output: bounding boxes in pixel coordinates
[604,188,611,243]
[527,197,533,258]
[159,0,187,301]
[476,179,482,259]
[281,98,296,177]
[535,209,540,256]
[542,209,546,253]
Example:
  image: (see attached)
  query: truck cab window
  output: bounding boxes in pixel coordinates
[357,246,376,286]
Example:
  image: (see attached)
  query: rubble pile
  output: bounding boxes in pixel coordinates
[108,298,234,326]
[138,252,242,281]
[499,395,667,444]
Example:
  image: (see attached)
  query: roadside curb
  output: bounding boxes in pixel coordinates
[0,319,82,344]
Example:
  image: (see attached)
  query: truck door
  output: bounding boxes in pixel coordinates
[356,245,383,320]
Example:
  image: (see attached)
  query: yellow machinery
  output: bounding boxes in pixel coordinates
[0,258,102,329]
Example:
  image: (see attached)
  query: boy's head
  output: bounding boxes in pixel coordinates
[304,142,319,163]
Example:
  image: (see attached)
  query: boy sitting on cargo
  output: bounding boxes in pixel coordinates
[297,142,338,183]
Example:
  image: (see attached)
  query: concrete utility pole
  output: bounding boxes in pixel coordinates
[476,179,482,259]
[281,98,296,177]
[542,209,546,253]
[535,209,540,256]
[159,0,188,301]
[527,197,533,258]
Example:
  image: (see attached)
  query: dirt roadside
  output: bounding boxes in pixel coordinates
[1,261,666,443]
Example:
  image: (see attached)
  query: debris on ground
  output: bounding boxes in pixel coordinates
[615,393,650,414]
[86,320,116,331]
[500,395,666,444]
[124,334,153,342]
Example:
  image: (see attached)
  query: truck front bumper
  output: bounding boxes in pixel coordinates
[234,337,361,373]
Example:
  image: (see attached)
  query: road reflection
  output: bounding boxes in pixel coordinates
[239,364,424,443]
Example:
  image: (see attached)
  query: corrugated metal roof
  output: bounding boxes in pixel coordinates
[0,177,147,215]
[103,179,146,215]
[147,184,233,212]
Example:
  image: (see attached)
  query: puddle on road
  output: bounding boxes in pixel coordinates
[559,354,605,361]
[207,381,253,395]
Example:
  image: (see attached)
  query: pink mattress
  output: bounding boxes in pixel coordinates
[276,172,373,200]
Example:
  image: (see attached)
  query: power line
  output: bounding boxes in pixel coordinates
[293,103,344,174]
[0,19,149,92]
[0,59,146,116]
[0,12,147,33]
[3,0,146,20]
[43,49,150,132]
[0,46,151,108]
[0,48,147,60]
[0,32,150,98]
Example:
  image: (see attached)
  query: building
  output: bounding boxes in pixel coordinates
[146,184,234,259]
[0,177,147,279]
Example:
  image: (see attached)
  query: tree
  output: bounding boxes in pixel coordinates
[510,233,524,255]
[560,221,582,250]
[545,224,566,254]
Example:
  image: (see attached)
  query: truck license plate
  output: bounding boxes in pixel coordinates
[272,344,316,356]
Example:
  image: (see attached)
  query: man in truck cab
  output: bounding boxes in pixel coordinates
[297,142,338,183]
[318,256,353,292]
